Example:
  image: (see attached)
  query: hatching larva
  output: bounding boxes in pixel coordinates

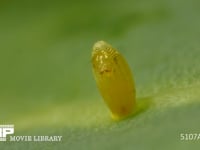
[92,41,136,120]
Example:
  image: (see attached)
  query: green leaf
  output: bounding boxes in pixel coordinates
[0,0,200,149]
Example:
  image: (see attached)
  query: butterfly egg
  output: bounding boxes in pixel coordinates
[92,41,136,120]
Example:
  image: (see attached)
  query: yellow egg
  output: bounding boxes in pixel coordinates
[92,41,136,120]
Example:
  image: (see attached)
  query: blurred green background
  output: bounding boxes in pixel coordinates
[0,0,200,149]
